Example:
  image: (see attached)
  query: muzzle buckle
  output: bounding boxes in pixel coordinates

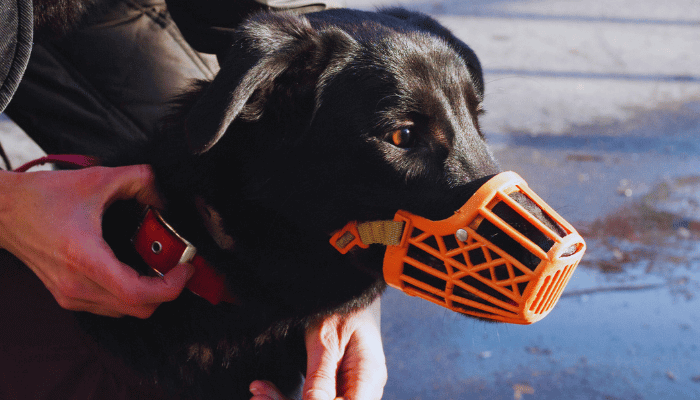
[330,222,369,254]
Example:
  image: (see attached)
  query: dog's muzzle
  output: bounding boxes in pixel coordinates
[330,171,586,324]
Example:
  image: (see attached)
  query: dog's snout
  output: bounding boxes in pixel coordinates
[384,172,585,324]
[505,192,581,258]
[509,192,567,239]
[474,191,566,272]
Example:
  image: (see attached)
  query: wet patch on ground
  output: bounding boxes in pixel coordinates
[572,175,700,301]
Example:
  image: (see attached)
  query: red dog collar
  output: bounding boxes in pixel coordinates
[15,155,238,306]
[132,208,239,305]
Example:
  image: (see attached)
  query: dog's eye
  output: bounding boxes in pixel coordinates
[390,128,414,148]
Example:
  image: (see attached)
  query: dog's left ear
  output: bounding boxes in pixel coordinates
[185,12,359,155]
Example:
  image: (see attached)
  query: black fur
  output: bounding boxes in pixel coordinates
[98,8,507,399]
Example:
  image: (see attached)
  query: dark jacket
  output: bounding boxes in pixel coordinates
[2,0,342,158]
[0,0,32,112]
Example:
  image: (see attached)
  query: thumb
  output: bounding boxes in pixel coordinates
[105,165,165,209]
[120,262,195,305]
[161,263,195,290]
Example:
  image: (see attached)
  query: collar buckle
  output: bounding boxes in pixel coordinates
[132,207,238,305]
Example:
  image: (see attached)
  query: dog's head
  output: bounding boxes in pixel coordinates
[153,9,580,323]
[185,9,497,225]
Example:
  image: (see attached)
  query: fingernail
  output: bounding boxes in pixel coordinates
[249,383,260,395]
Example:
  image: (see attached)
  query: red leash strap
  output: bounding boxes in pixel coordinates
[13,154,102,172]
[14,154,239,306]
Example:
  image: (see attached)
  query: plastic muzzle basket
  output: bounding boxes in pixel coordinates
[383,171,586,324]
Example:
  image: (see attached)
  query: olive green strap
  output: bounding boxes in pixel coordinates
[357,220,405,246]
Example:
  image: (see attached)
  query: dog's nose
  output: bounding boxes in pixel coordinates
[446,172,577,268]
[474,189,573,271]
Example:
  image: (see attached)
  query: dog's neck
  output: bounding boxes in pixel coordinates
[132,207,239,305]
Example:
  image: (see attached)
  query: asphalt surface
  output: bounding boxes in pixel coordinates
[2,0,700,399]
[355,1,700,399]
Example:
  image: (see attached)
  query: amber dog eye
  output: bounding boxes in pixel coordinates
[390,128,414,148]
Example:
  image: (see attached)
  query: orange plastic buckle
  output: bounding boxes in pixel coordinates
[329,221,370,254]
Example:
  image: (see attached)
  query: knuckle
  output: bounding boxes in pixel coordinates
[307,368,335,383]
[128,164,154,187]
[53,292,78,311]
[303,387,333,400]
[81,166,109,186]
[159,287,181,303]
[111,284,142,306]
[130,306,157,319]
[54,278,82,301]
[61,239,95,275]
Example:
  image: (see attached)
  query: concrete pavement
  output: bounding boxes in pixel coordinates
[354,1,700,399]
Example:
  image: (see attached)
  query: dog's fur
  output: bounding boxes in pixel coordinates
[98,8,505,399]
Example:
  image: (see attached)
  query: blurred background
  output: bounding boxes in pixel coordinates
[350,0,700,399]
[2,0,699,398]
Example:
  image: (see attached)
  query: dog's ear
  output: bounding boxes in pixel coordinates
[185,12,359,155]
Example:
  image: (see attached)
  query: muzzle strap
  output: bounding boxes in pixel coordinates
[330,220,405,254]
[358,221,405,246]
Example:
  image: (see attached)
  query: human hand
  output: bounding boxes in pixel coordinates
[0,165,194,318]
[249,298,387,400]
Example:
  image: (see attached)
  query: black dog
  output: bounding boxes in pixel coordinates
[98,8,507,399]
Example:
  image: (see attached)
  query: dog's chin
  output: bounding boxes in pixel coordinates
[33,0,118,39]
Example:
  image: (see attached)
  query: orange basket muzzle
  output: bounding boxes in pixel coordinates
[331,171,586,324]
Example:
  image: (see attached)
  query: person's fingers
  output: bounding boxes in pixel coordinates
[74,236,194,317]
[102,165,165,209]
[2,166,191,318]
[111,269,192,318]
[303,321,342,400]
[50,267,193,318]
[336,334,387,400]
[127,262,195,302]
[98,259,195,318]
[249,380,290,400]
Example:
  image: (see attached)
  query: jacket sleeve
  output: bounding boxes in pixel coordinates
[0,0,33,112]
[164,0,345,56]
[164,0,266,55]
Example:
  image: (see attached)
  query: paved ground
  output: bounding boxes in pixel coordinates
[352,1,700,399]
[2,0,700,399]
